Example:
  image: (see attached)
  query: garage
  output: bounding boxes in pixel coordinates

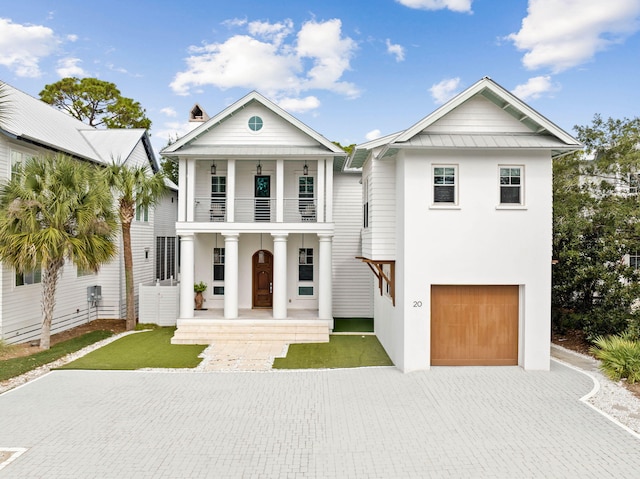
[431,285,519,366]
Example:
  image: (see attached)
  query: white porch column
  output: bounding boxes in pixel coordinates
[227,159,235,222]
[325,157,333,223]
[317,159,325,223]
[177,158,187,222]
[186,159,196,222]
[318,233,333,320]
[223,233,239,319]
[272,233,288,319]
[276,159,284,222]
[179,234,194,319]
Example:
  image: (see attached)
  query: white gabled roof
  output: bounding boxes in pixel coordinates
[347,77,582,169]
[161,91,346,157]
[0,82,157,169]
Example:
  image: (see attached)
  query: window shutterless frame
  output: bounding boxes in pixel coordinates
[432,165,458,205]
[498,165,524,205]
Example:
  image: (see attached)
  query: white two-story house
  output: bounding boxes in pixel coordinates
[347,77,582,371]
[161,92,372,343]
[0,82,172,344]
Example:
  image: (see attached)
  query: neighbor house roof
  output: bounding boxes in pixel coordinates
[0,82,157,170]
[347,77,582,169]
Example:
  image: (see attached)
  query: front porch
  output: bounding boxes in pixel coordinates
[171,308,332,345]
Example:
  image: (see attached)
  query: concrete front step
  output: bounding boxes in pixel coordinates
[171,318,332,345]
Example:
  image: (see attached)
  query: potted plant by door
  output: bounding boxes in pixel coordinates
[194,281,207,310]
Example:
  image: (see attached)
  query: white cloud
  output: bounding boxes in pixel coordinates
[386,39,405,62]
[395,0,473,12]
[277,96,321,113]
[67,34,78,42]
[365,129,382,140]
[429,77,461,104]
[507,0,640,72]
[56,57,86,77]
[161,107,177,117]
[0,17,59,77]
[170,18,359,109]
[155,121,193,149]
[222,18,247,28]
[248,19,293,46]
[511,75,559,101]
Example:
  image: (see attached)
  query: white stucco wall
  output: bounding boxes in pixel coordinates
[374,148,552,372]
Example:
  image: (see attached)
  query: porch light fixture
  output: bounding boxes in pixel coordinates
[211,162,217,175]
[303,162,308,176]
[257,161,262,175]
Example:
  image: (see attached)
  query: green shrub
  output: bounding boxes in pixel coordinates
[590,333,640,384]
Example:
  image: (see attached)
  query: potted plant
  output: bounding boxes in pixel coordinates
[194,281,207,310]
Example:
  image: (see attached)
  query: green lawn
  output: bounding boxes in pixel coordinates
[272,335,392,369]
[0,331,113,381]
[59,327,206,370]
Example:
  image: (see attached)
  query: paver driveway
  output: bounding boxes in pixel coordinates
[1,362,639,478]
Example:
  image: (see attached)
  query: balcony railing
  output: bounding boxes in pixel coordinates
[193,197,318,223]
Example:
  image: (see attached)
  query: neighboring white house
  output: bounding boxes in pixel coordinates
[347,77,582,371]
[0,82,173,344]
[161,91,373,343]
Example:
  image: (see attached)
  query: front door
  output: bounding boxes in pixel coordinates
[255,175,271,222]
[252,250,273,308]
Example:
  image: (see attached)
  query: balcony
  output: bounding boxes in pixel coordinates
[194,197,318,223]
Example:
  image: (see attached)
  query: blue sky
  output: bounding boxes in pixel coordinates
[1,0,639,155]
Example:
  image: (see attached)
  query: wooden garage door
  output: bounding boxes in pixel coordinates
[431,285,518,366]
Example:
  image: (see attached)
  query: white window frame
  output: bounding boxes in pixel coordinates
[297,247,315,297]
[431,164,459,207]
[16,267,42,287]
[212,247,225,295]
[496,165,527,210]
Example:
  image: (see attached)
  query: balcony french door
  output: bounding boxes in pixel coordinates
[255,175,271,222]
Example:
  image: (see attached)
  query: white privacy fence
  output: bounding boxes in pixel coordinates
[138,279,179,326]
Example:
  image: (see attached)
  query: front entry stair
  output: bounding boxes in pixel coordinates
[171,319,331,345]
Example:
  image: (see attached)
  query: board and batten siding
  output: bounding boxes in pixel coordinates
[332,173,374,318]
[425,96,532,134]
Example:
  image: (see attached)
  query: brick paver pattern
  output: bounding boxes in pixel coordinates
[1,362,639,478]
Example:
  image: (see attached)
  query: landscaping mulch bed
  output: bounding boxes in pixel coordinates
[552,329,640,399]
[0,319,126,361]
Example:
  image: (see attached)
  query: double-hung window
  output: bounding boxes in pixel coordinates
[298,248,314,296]
[499,167,523,204]
[212,247,225,295]
[433,166,457,204]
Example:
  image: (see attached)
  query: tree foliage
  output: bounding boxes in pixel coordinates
[0,154,117,349]
[553,115,640,339]
[104,162,166,330]
[39,77,151,129]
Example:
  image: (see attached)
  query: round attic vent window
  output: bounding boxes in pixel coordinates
[248,116,263,131]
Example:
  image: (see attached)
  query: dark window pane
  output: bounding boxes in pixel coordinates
[500,186,521,204]
[434,185,455,203]
[299,286,313,296]
[299,264,313,281]
[213,265,225,281]
[213,286,225,295]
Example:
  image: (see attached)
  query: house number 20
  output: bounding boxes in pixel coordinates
[413,301,422,307]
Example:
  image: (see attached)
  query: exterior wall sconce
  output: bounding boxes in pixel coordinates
[257,161,262,175]
[303,162,308,175]
[211,162,217,175]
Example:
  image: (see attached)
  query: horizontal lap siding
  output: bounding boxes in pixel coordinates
[368,156,396,259]
[425,96,532,134]
[333,174,373,318]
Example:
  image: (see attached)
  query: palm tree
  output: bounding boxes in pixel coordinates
[105,162,166,330]
[0,154,117,349]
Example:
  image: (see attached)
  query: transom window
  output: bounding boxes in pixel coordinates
[433,166,456,204]
[500,167,522,204]
[248,116,263,131]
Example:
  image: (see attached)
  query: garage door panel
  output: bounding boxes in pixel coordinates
[431,285,518,366]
